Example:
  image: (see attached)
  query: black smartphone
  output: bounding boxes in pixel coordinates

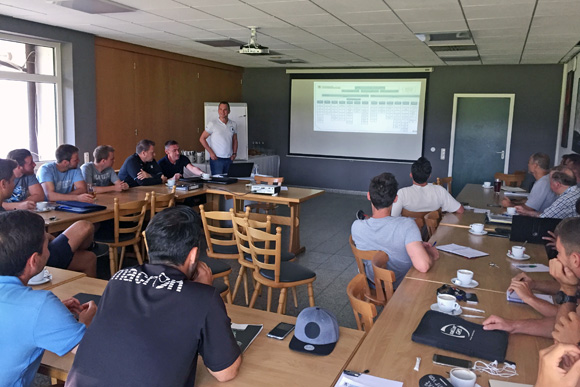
[267,322,295,340]
[432,354,472,369]
[465,293,479,304]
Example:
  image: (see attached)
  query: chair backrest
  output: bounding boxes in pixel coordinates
[247,225,283,282]
[435,176,453,194]
[347,274,377,331]
[113,194,150,243]
[199,204,239,259]
[254,175,284,186]
[372,254,396,305]
[401,208,442,241]
[230,209,272,261]
[349,235,379,278]
[494,172,525,187]
[150,187,176,217]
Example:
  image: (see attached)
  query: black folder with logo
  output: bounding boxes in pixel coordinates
[411,310,509,362]
[55,201,107,213]
[510,215,562,244]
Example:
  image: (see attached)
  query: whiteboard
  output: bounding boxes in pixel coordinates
[204,102,248,161]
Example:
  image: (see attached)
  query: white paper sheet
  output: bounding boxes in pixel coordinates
[512,263,550,272]
[436,243,488,258]
[334,373,403,387]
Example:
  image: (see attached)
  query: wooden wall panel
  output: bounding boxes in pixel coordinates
[95,38,243,160]
[95,46,136,163]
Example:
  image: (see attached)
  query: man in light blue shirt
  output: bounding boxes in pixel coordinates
[37,144,93,203]
[0,210,96,386]
[503,153,557,213]
[351,172,439,288]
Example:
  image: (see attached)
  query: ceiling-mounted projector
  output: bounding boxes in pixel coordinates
[239,27,270,55]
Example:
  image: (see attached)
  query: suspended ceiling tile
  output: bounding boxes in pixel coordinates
[147,6,210,20]
[193,3,271,19]
[406,20,469,33]
[282,13,343,27]
[312,0,389,13]
[462,3,535,19]
[335,10,400,25]
[253,1,325,17]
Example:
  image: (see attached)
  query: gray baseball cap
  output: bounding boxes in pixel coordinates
[289,307,339,356]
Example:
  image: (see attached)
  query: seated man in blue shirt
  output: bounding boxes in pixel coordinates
[37,144,94,203]
[0,210,97,386]
[119,139,167,187]
[351,172,439,289]
[158,140,204,181]
[2,148,45,211]
[67,206,242,386]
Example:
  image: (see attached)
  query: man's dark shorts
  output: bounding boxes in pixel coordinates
[47,234,73,269]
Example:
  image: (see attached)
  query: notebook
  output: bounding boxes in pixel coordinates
[227,162,254,178]
[412,310,509,362]
[509,215,562,244]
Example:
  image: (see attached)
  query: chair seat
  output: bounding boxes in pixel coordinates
[211,244,238,255]
[200,256,231,275]
[213,280,228,294]
[244,250,295,263]
[94,228,137,244]
[259,262,315,282]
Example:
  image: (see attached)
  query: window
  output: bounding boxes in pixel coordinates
[0,33,63,161]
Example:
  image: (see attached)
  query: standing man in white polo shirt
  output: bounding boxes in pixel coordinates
[200,101,238,175]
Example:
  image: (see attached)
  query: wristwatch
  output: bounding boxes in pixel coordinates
[554,291,578,305]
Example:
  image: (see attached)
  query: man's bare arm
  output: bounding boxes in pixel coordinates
[27,183,45,202]
[41,181,93,203]
[483,315,555,338]
[200,131,217,160]
[208,355,242,382]
[406,241,435,273]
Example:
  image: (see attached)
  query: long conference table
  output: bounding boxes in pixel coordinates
[39,275,365,386]
[345,183,553,385]
[39,181,324,255]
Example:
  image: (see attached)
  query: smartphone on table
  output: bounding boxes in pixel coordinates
[433,354,473,369]
[267,322,295,340]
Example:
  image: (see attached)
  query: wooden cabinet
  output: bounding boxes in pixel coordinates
[95,38,243,162]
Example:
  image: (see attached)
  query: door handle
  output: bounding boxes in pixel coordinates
[496,150,505,160]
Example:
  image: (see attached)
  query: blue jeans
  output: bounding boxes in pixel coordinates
[210,157,232,175]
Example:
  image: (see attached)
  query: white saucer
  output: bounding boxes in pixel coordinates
[503,212,516,216]
[482,185,493,189]
[430,303,462,316]
[447,379,481,387]
[507,251,530,260]
[35,207,54,213]
[451,278,479,288]
[468,229,487,236]
[27,270,52,286]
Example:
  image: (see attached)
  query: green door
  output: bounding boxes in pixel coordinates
[451,95,513,196]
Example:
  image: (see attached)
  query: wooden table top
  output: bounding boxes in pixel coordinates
[406,225,553,293]
[456,184,506,213]
[346,278,552,386]
[40,183,324,233]
[41,277,363,386]
[28,267,86,290]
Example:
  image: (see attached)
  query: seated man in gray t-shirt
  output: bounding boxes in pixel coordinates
[351,172,439,288]
[81,145,129,193]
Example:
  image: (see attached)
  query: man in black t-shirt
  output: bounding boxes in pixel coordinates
[118,139,167,187]
[67,207,242,386]
[158,140,203,180]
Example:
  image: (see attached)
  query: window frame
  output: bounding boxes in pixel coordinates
[0,32,64,156]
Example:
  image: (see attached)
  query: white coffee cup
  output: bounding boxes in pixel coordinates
[483,181,491,188]
[202,173,211,180]
[512,245,526,258]
[507,207,516,215]
[29,268,46,284]
[470,223,484,233]
[167,178,175,187]
[36,201,49,211]
[457,269,474,286]
[449,368,476,387]
[437,294,460,313]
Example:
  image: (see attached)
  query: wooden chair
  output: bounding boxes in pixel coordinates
[247,176,285,214]
[247,225,316,314]
[231,209,297,306]
[435,176,453,194]
[372,254,396,306]
[94,194,150,275]
[142,230,231,303]
[494,172,525,187]
[348,235,383,305]
[401,208,442,241]
[150,187,176,217]
[347,274,377,331]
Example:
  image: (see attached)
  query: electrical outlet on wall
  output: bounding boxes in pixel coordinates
[440,148,446,160]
